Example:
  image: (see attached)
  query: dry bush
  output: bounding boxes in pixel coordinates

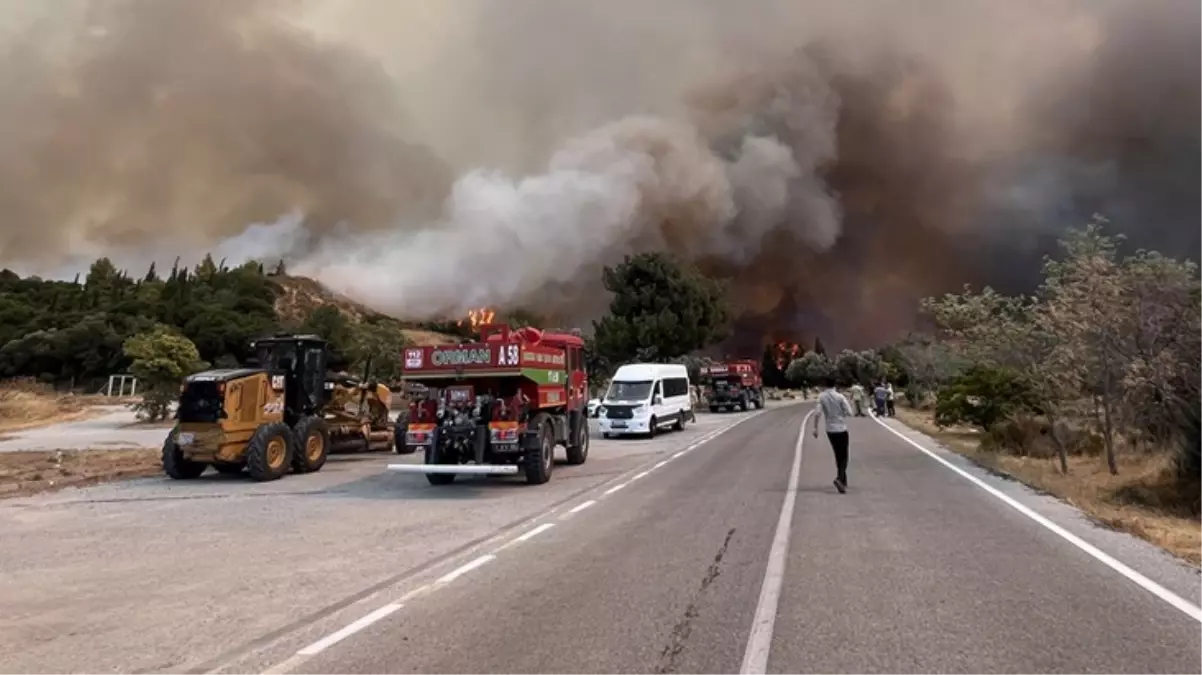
[0,379,91,431]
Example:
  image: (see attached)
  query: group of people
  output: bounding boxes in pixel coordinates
[811,377,897,495]
[848,381,895,418]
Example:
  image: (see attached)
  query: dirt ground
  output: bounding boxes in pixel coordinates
[0,448,160,499]
[0,380,134,433]
[895,406,1201,566]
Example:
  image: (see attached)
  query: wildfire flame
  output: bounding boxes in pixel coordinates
[458,307,496,332]
[774,341,802,370]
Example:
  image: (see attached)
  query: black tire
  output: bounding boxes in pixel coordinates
[246,422,294,482]
[213,463,243,476]
[646,416,657,439]
[292,416,330,473]
[394,423,416,455]
[565,416,589,465]
[738,397,748,412]
[709,405,718,413]
[673,412,685,431]
[424,434,455,485]
[162,430,206,480]
[602,432,611,439]
[525,418,554,485]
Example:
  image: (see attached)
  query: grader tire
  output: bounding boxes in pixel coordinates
[292,416,330,474]
[246,423,294,482]
[162,431,206,480]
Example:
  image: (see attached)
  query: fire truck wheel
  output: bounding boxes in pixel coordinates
[565,419,588,465]
[524,418,554,484]
[424,446,456,485]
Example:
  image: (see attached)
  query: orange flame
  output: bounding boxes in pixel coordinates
[457,307,496,332]
[774,341,802,370]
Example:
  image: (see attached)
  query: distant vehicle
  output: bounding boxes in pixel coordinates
[588,398,601,418]
[701,359,764,412]
[597,363,691,438]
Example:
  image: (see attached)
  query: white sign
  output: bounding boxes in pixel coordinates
[404,348,424,369]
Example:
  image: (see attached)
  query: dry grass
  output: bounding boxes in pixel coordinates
[895,406,1201,566]
[0,447,160,499]
[0,379,112,432]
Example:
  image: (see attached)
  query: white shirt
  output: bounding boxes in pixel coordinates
[815,388,854,434]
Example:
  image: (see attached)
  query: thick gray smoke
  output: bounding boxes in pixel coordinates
[1,0,1197,346]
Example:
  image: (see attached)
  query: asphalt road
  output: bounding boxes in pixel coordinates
[283,404,1201,675]
[2,401,1199,673]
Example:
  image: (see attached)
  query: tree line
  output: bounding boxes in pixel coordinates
[0,255,416,393]
[776,220,1199,514]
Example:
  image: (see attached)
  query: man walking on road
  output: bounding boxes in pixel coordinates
[812,376,854,493]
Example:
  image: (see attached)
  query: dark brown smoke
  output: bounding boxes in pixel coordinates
[0,0,450,266]
[1,1,1197,352]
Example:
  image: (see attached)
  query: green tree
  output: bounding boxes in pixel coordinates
[786,351,833,389]
[123,326,208,421]
[592,253,730,364]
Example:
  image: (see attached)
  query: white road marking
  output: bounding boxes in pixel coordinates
[671,450,687,459]
[265,409,778,674]
[436,554,496,585]
[515,523,555,542]
[873,416,1202,624]
[568,499,597,514]
[740,409,815,674]
[296,602,403,656]
[604,483,628,495]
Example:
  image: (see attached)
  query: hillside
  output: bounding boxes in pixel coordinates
[270,274,459,347]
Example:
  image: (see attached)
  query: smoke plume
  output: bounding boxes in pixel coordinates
[1,0,1197,349]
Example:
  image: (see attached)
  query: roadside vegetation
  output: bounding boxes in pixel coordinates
[784,221,1200,564]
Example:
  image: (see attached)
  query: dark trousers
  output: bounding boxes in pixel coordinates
[826,431,849,483]
[886,399,896,416]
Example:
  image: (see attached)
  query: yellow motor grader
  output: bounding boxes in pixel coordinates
[162,334,396,482]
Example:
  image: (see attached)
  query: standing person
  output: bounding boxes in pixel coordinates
[849,382,866,416]
[873,381,888,417]
[812,375,854,493]
[886,382,896,417]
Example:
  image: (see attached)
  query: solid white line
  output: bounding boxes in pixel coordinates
[296,602,403,656]
[631,471,650,481]
[515,523,555,542]
[873,416,1202,623]
[604,483,628,495]
[436,554,496,585]
[568,499,597,514]
[652,460,668,469]
[671,450,687,459]
[740,409,815,674]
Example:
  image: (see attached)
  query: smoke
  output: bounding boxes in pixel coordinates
[1,0,1198,348]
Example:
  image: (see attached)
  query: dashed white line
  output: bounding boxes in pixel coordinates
[267,409,781,674]
[515,523,555,542]
[568,499,597,514]
[872,415,1202,624]
[740,409,815,675]
[436,554,496,585]
[296,602,403,656]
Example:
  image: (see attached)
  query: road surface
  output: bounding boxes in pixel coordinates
[0,402,1198,673]
[0,405,164,452]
